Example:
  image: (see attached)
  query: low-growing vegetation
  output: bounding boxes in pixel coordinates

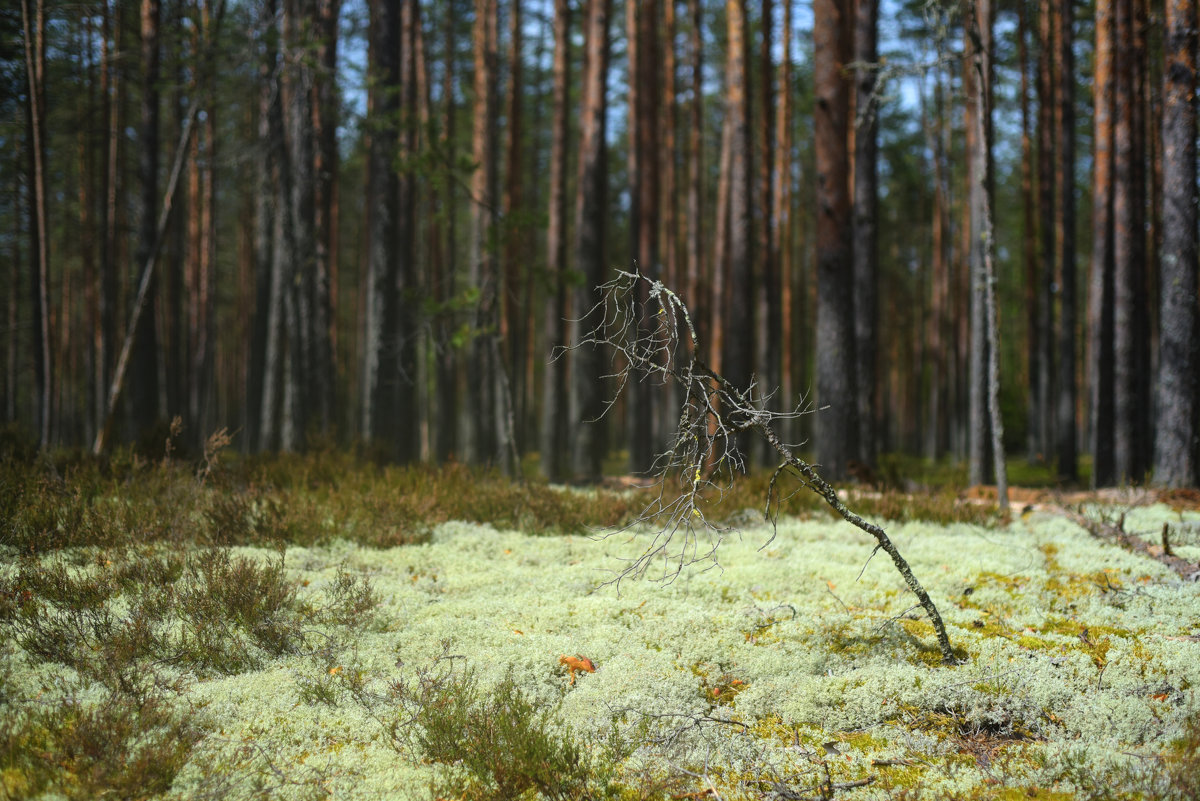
[2,440,1199,799]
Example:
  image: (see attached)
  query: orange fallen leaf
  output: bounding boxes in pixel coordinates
[559,654,596,685]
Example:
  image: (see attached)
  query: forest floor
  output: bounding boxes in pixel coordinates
[1,443,1198,800]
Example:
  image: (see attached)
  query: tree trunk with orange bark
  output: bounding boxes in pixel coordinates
[724,0,753,459]
[1089,0,1117,487]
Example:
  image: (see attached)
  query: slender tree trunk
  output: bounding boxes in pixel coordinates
[131,0,162,440]
[970,0,1007,505]
[100,0,122,439]
[248,0,278,451]
[195,67,216,436]
[1090,0,1117,487]
[1055,0,1077,481]
[187,0,218,439]
[965,0,990,487]
[281,0,319,450]
[311,0,340,438]
[1113,0,1139,482]
[21,0,51,448]
[541,0,571,480]
[395,0,419,460]
[260,73,291,451]
[1153,0,1198,487]
[361,0,400,449]
[1017,0,1039,465]
[686,0,705,348]
[1130,0,1151,481]
[628,0,661,473]
[756,0,780,467]
[502,0,526,457]
[923,73,950,461]
[711,110,732,386]
[775,0,793,424]
[6,145,18,423]
[660,0,681,449]
[93,102,200,455]
[467,0,506,468]
[433,3,458,463]
[725,0,753,459]
[852,0,878,464]
[80,17,99,444]
[412,3,432,458]
[813,0,855,480]
[569,0,612,480]
[184,7,202,435]
[1036,0,1055,462]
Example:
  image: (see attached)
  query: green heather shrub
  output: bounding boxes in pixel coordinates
[397,669,619,801]
[174,547,304,673]
[0,686,200,800]
[200,488,294,546]
[318,564,379,629]
[2,544,304,682]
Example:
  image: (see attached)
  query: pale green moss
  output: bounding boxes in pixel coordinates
[5,508,1200,799]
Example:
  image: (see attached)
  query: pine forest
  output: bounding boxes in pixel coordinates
[2,0,1198,489]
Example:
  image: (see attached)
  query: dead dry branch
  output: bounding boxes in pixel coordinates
[565,269,956,663]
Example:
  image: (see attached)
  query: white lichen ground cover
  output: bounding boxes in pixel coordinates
[8,503,1200,799]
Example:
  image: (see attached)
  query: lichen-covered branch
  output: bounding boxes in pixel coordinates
[566,269,956,663]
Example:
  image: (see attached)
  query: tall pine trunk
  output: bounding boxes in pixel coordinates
[965,0,991,487]
[756,0,779,468]
[569,0,612,481]
[923,71,950,460]
[99,0,122,440]
[1018,0,1038,465]
[131,0,162,441]
[1089,0,1117,487]
[1035,0,1055,463]
[628,0,660,473]
[685,0,705,350]
[1153,0,1198,487]
[1113,0,1140,482]
[540,0,571,481]
[1055,0,1077,481]
[724,0,753,459]
[312,0,341,438]
[813,0,855,479]
[852,0,878,464]
[281,0,317,450]
[502,0,526,457]
[250,0,280,450]
[775,0,794,436]
[466,0,501,466]
[21,0,51,448]
[433,4,458,463]
[361,0,400,450]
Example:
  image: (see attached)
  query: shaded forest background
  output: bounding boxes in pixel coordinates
[2,0,1197,487]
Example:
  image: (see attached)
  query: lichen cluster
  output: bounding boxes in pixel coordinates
[3,502,1199,799]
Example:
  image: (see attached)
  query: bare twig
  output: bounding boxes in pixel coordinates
[565,270,957,663]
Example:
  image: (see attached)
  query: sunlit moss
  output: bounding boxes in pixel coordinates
[5,473,1200,798]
